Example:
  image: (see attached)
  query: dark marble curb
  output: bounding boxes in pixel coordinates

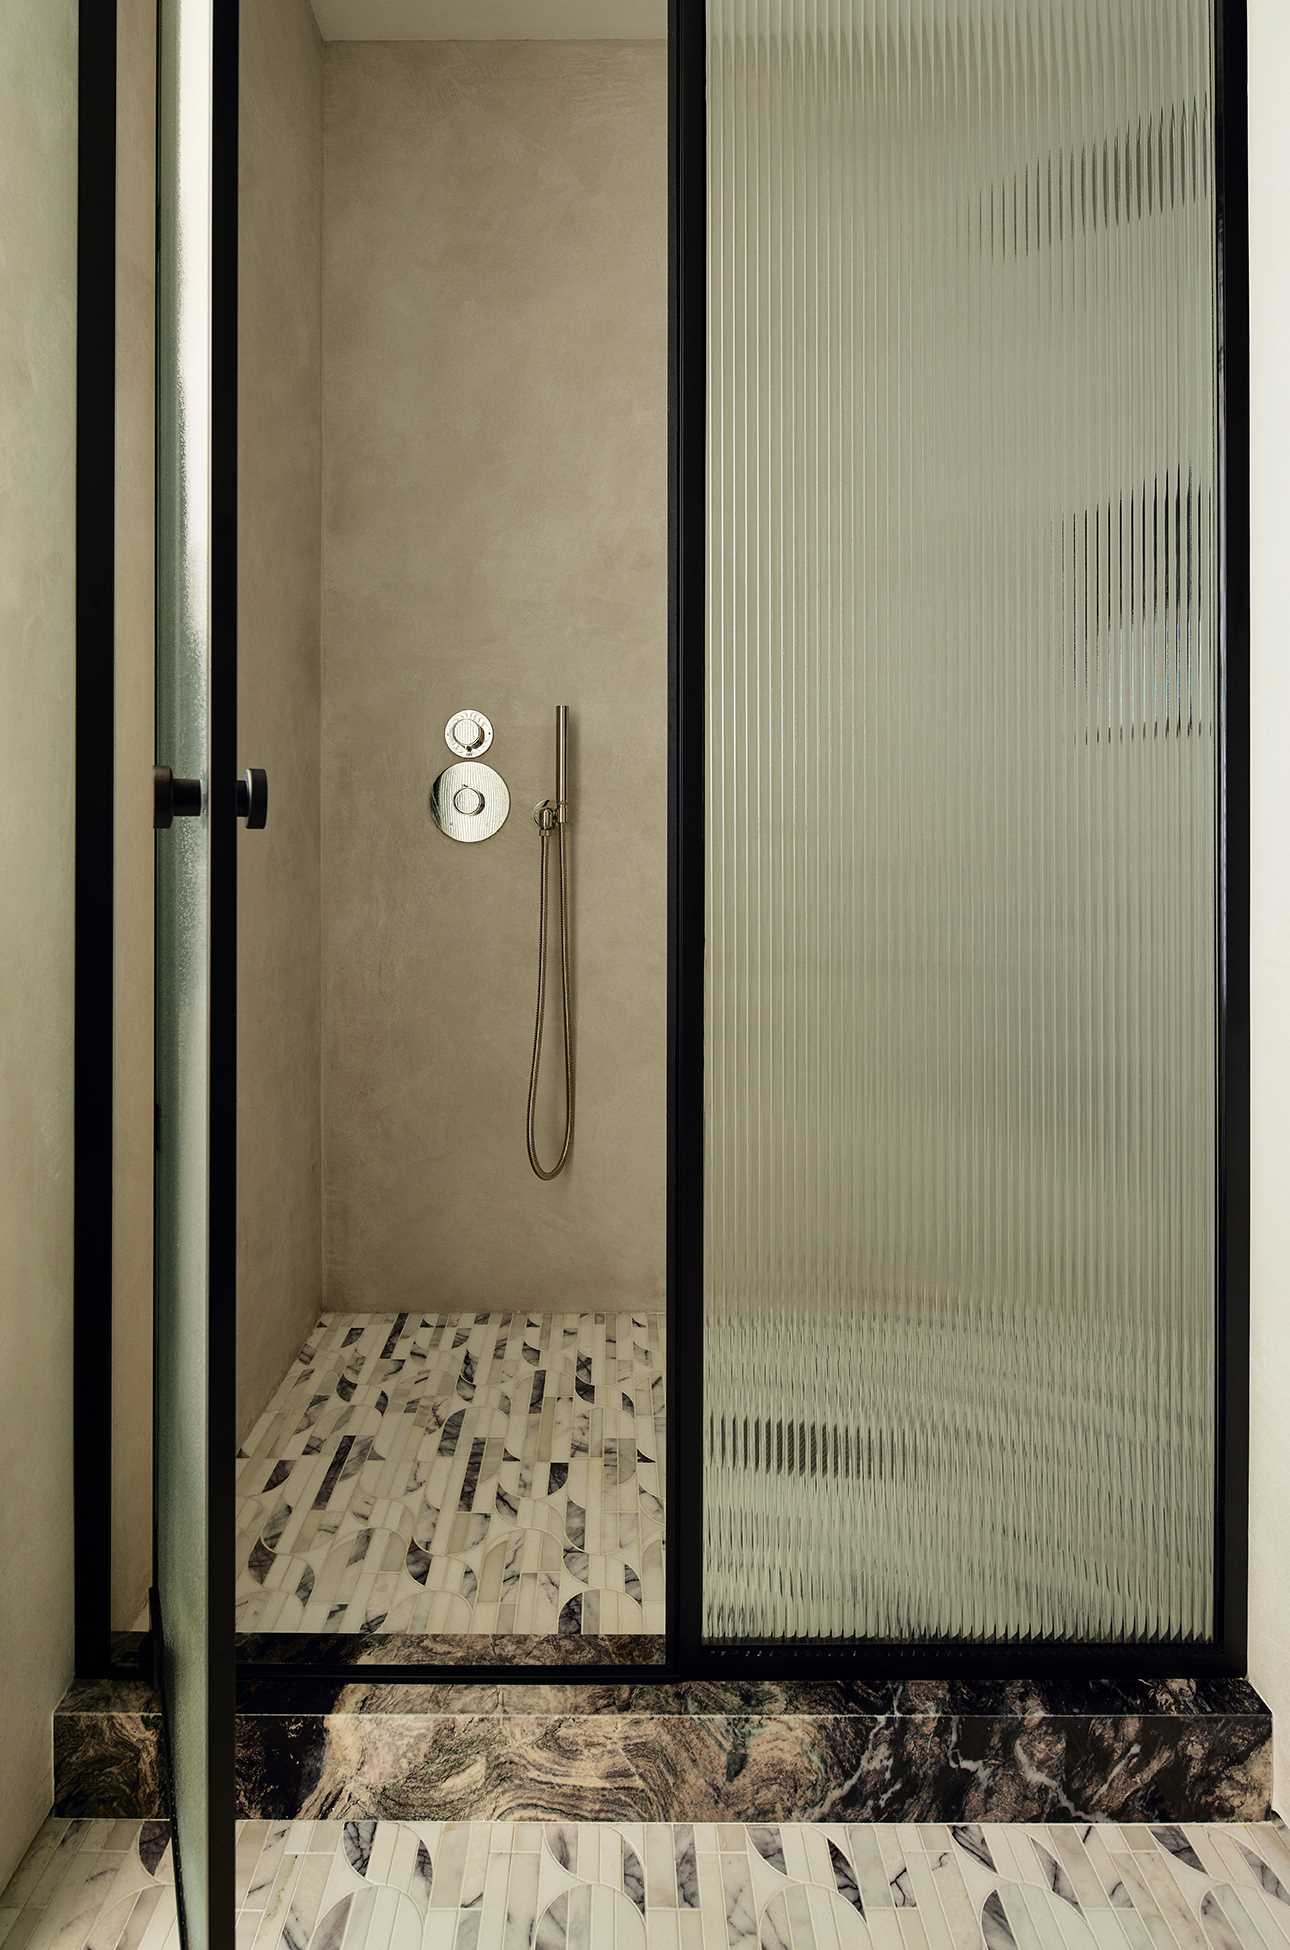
[54,1672,1272,1825]
[54,1676,167,1820]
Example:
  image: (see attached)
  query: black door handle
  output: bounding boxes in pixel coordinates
[154,765,269,830]
[236,767,269,830]
[153,766,202,829]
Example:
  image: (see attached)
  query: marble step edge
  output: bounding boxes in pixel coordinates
[53,1672,1272,1827]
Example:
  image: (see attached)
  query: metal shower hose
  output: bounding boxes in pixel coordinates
[526,811,573,1179]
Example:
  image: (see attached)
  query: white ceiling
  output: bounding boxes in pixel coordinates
[311,0,666,38]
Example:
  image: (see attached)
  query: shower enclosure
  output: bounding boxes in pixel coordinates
[83,0,1247,1940]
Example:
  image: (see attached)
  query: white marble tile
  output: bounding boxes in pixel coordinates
[6,1820,1290,1950]
[234,1311,666,1639]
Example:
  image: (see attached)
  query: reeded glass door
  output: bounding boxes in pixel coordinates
[699,0,1223,1647]
[153,0,237,1938]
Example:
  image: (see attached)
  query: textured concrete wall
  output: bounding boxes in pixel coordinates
[0,0,78,1878]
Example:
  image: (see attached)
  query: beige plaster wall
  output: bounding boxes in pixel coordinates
[236,0,326,1430]
[320,41,668,1315]
[1248,0,1290,1819]
[112,0,157,1635]
[0,0,78,1877]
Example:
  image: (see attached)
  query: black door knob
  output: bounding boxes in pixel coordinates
[153,766,202,829]
[236,767,269,830]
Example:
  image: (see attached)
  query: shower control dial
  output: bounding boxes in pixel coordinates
[431,760,509,843]
[444,709,494,758]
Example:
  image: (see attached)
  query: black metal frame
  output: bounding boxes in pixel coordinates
[666,0,706,1677]
[1213,0,1251,1683]
[74,0,119,1683]
[201,0,241,1925]
[75,0,1250,1700]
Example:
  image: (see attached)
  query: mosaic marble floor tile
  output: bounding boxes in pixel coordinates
[6,1817,1290,1950]
[233,1310,666,1637]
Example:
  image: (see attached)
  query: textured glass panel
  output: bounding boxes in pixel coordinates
[703,0,1218,1643]
[155,0,217,1934]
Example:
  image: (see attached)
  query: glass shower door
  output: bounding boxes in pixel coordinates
[700,0,1222,1647]
[153,0,237,1940]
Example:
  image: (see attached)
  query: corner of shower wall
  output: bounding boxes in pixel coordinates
[234,0,327,1441]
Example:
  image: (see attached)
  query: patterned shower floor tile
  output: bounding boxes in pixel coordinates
[5,1817,1290,1950]
[233,1310,666,1636]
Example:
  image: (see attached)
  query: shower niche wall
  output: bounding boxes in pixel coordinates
[236,13,669,1653]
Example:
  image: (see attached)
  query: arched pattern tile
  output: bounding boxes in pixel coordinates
[232,1309,666,1637]
[5,1818,1290,1950]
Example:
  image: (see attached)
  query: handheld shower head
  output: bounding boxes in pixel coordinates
[555,704,569,818]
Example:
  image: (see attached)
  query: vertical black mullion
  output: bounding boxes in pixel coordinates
[1214,0,1250,1673]
[75,0,119,1681]
[206,0,240,1931]
[668,0,708,1664]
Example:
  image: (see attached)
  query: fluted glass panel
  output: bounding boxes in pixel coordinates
[703,0,1218,1643]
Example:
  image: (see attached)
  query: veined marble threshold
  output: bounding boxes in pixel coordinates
[54,1673,1271,1826]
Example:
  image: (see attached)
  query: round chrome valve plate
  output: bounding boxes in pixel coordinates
[431,760,510,842]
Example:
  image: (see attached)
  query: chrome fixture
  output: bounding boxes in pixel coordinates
[444,708,494,758]
[430,759,510,842]
[527,705,574,1179]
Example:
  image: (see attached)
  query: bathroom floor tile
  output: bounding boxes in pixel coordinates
[232,1310,666,1636]
[5,1819,1288,1950]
